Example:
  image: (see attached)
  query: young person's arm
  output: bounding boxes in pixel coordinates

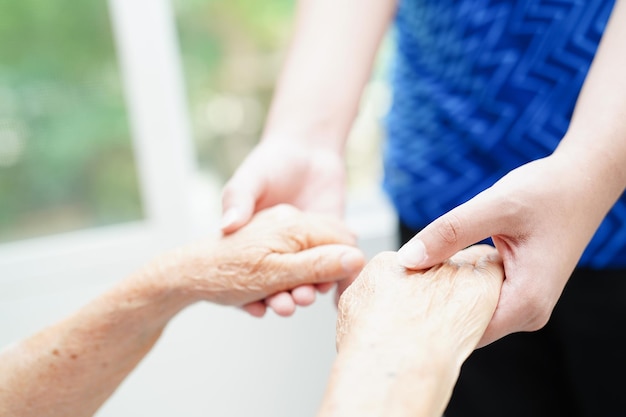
[398,0,626,346]
[222,0,397,229]
[221,0,397,317]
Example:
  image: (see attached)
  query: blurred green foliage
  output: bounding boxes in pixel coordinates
[173,0,295,178]
[0,0,141,242]
[0,0,296,243]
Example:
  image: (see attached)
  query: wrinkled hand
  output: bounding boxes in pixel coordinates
[337,246,504,356]
[221,140,347,316]
[322,247,503,417]
[161,205,364,315]
[397,152,613,346]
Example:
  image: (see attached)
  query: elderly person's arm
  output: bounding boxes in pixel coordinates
[0,205,365,417]
[318,246,504,417]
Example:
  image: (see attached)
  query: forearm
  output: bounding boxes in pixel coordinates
[318,339,463,417]
[263,0,397,152]
[0,205,365,417]
[0,267,193,417]
[555,0,626,209]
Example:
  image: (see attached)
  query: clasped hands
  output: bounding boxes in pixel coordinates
[155,205,503,343]
[152,205,503,416]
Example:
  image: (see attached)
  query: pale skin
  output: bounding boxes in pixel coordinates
[221,0,626,345]
[0,220,503,417]
[0,205,366,417]
[318,246,504,417]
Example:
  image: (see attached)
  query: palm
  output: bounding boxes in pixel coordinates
[223,141,346,222]
[253,142,346,215]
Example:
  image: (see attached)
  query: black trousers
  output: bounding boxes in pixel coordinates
[399,223,626,417]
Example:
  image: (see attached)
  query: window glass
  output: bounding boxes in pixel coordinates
[0,0,142,243]
[173,0,389,196]
[173,0,294,180]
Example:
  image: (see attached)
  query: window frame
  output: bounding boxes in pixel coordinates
[0,0,204,293]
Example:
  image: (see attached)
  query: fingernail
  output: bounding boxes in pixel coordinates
[221,208,241,230]
[341,251,364,273]
[397,239,427,269]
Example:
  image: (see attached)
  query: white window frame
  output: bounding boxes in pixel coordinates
[0,0,209,296]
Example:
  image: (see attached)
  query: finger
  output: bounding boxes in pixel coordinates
[440,245,505,349]
[266,292,297,316]
[221,172,266,234]
[242,301,267,318]
[281,245,365,287]
[458,244,505,298]
[291,285,317,306]
[397,193,503,270]
[315,282,336,294]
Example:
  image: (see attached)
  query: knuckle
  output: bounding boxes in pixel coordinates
[311,260,326,282]
[436,213,463,246]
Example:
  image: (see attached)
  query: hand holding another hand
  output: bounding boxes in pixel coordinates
[0,205,365,417]
[319,246,504,417]
[221,139,348,316]
[337,245,504,358]
[221,140,346,232]
[398,151,620,346]
[153,204,364,315]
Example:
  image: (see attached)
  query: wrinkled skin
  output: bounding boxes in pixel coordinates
[337,245,504,359]
[221,141,347,316]
[318,246,504,417]
[158,204,365,310]
[0,205,366,417]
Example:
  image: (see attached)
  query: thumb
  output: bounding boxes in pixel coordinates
[397,194,501,270]
[281,245,366,288]
[220,174,265,234]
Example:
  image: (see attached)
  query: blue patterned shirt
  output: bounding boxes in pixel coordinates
[383,0,626,268]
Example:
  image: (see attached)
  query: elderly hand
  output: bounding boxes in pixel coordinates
[318,246,503,417]
[155,204,364,314]
[336,245,503,356]
[221,140,347,316]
